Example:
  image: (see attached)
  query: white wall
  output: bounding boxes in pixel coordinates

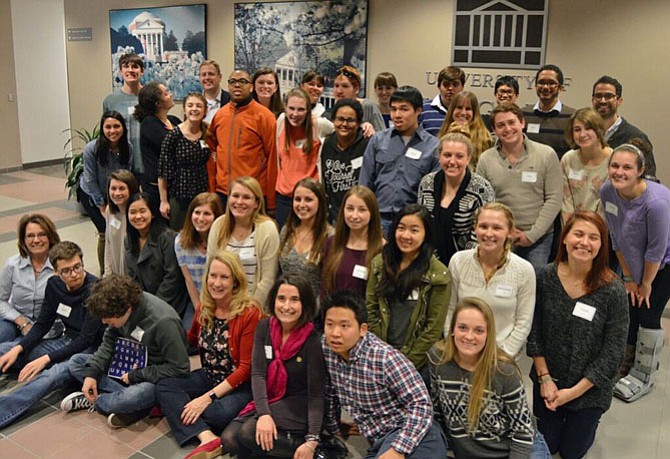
[11,0,70,164]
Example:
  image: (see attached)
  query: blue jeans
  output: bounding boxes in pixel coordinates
[274,192,292,229]
[364,423,447,458]
[0,336,71,370]
[68,353,156,414]
[156,369,252,446]
[514,231,553,271]
[530,432,552,459]
[0,319,19,344]
[0,355,82,428]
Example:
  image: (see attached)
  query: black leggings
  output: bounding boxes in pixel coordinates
[221,416,305,458]
[77,186,105,233]
[627,263,670,344]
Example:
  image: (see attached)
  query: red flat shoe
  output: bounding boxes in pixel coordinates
[184,438,222,459]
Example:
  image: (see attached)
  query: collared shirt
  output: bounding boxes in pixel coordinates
[604,115,623,141]
[323,332,433,455]
[420,94,449,136]
[359,126,439,214]
[532,99,562,114]
[0,255,54,322]
[204,96,221,124]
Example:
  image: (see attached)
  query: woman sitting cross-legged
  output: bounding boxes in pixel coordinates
[221,275,325,458]
[155,251,264,459]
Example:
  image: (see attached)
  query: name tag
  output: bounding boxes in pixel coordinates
[295,139,306,149]
[264,345,273,359]
[409,289,419,301]
[109,216,121,230]
[200,140,207,149]
[130,326,145,342]
[568,169,584,180]
[56,303,72,318]
[522,171,538,183]
[352,264,368,280]
[572,301,596,322]
[495,284,514,298]
[527,123,540,134]
[605,201,618,217]
[237,247,254,261]
[127,106,135,118]
[351,156,363,169]
[405,147,422,160]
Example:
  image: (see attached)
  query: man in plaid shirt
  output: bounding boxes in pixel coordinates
[322,291,447,458]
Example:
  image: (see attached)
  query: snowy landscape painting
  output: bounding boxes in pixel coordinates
[234,1,369,100]
[109,4,207,100]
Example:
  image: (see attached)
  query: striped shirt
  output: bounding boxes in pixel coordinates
[174,234,207,294]
[323,332,433,454]
[226,231,257,293]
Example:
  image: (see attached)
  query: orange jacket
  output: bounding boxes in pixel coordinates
[209,99,278,208]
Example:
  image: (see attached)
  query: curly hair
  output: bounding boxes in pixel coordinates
[87,274,143,319]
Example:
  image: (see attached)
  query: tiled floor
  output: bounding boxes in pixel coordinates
[0,165,668,458]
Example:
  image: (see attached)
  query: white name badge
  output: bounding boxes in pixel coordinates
[568,169,584,181]
[572,301,596,322]
[522,171,538,183]
[264,345,273,359]
[200,140,207,149]
[527,123,540,134]
[405,147,422,160]
[237,247,254,261]
[351,156,363,169]
[605,201,618,217]
[127,106,135,117]
[409,289,419,301]
[352,264,368,280]
[495,284,514,298]
[295,139,306,149]
[56,303,72,318]
[109,216,121,230]
[131,326,145,342]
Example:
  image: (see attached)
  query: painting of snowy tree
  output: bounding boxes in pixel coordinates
[109,4,207,100]
[234,1,369,101]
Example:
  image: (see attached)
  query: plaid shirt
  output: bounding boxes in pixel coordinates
[323,332,433,454]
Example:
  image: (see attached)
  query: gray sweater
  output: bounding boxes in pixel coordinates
[526,264,629,411]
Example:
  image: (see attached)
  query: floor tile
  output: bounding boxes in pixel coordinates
[0,437,39,458]
[48,430,136,459]
[6,411,93,457]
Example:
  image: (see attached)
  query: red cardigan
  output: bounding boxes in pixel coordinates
[188,304,264,389]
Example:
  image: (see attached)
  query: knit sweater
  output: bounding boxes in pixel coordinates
[521,103,575,158]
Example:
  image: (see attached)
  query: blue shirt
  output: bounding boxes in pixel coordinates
[0,255,54,323]
[420,95,448,137]
[359,126,439,214]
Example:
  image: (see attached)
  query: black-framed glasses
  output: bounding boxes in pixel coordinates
[59,263,84,277]
[592,93,618,101]
[227,78,250,86]
[336,68,356,81]
[496,89,516,96]
[536,80,559,88]
[334,116,357,125]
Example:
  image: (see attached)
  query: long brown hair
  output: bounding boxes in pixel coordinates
[283,88,316,155]
[322,186,383,294]
[199,250,264,330]
[279,178,331,264]
[430,297,517,432]
[555,211,616,294]
[17,214,60,258]
[439,91,493,166]
[179,192,224,250]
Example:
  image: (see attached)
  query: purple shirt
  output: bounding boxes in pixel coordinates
[600,179,670,283]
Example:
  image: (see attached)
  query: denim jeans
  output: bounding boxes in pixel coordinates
[68,353,156,414]
[274,192,293,229]
[0,319,19,345]
[156,369,252,446]
[0,336,71,370]
[530,432,552,459]
[514,231,553,272]
[364,423,447,458]
[0,355,82,428]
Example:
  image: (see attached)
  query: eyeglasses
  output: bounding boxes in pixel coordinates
[58,263,84,277]
[536,80,559,88]
[334,116,358,124]
[227,78,250,86]
[592,93,618,101]
[25,232,48,240]
[496,89,516,96]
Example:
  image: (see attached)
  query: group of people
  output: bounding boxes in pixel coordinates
[0,54,667,459]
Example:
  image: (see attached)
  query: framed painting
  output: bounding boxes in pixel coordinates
[109,4,207,100]
[235,1,369,104]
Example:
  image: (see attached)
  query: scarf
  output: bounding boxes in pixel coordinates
[238,317,314,416]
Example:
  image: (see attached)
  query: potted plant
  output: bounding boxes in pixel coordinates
[62,125,100,201]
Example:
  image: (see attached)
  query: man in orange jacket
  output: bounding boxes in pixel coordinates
[209,70,278,210]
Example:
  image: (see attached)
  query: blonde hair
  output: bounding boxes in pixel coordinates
[430,297,517,432]
[199,250,264,329]
[215,176,270,250]
[474,202,514,279]
[439,92,493,167]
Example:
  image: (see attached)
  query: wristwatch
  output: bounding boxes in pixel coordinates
[208,391,218,402]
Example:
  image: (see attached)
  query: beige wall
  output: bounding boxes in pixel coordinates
[63,0,670,180]
[0,0,21,170]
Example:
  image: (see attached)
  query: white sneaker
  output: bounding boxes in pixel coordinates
[60,391,93,412]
